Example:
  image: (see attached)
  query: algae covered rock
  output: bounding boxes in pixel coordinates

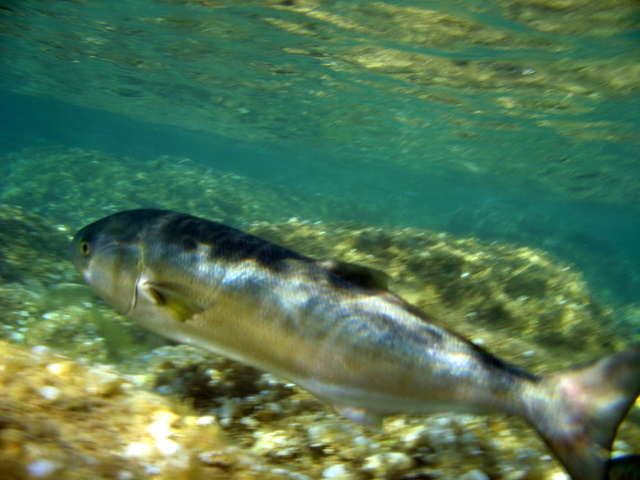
[0,205,71,285]
[0,146,380,232]
[0,341,292,480]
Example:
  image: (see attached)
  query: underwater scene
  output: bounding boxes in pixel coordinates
[0,1,639,479]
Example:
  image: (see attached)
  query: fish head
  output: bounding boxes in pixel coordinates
[70,212,145,315]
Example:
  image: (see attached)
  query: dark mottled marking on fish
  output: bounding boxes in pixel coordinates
[153,210,311,271]
[71,209,640,480]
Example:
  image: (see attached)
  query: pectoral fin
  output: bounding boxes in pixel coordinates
[138,281,204,322]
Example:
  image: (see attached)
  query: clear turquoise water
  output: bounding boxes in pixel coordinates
[0,0,639,305]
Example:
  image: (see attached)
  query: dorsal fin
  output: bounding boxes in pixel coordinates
[318,259,389,291]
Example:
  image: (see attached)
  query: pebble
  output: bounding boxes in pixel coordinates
[125,442,154,458]
[26,459,62,478]
[308,423,343,447]
[362,451,415,477]
[400,425,432,450]
[85,367,127,396]
[31,345,51,356]
[549,472,570,480]
[196,415,217,426]
[38,385,61,401]
[156,438,180,455]
[322,464,354,480]
[460,470,490,480]
[148,420,172,440]
[252,430,301,459]
[46,361,76,376]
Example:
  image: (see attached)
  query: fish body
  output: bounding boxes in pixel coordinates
[71,209,640,480]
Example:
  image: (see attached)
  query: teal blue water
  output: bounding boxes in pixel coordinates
[0,0,639,305]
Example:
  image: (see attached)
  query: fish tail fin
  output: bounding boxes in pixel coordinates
[529,347,640,480]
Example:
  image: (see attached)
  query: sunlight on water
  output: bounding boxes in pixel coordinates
[1,0,638,304]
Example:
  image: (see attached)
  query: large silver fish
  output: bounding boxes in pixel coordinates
[70,209,640,480]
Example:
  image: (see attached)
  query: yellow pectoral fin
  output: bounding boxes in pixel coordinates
[139,281,204,322]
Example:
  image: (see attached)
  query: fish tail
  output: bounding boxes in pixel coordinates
[529,347,640,480]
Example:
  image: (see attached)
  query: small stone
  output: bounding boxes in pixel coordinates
[26,460,62,478]
[198,450,233,468]
[38,386,61,401]
[307,422,366,458]
[31,346,51,356]
[252,430,301,459]
[460,470,490,480]
[46,361,76,376]
[148,420,172,440]
[156,438,180,455]
[125,442,154,458]
[400,426,432,450]
[362,451,415,477]
[86,368,127,396]
[196,415,217,426]
[322,464,354,479]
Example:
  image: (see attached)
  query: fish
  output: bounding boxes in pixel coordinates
[70,209,640,480]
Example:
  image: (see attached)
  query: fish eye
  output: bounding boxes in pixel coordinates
[79,240,91,257]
